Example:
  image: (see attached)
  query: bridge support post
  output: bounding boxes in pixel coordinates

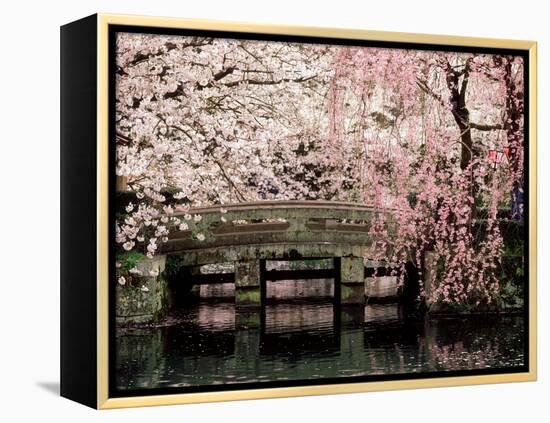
[115,255,169,324]
[339,256,365,305]
[235,260,262,308]
[188,267,201,303]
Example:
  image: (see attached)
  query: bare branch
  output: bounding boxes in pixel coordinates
[469,122,504,131]
[416,78,446,107]
[223,74,318,88]
[116,132,133,145]
[212,66,236,81]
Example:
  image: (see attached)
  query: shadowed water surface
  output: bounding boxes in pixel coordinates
[116,301,525,390]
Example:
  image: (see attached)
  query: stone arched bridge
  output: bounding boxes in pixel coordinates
[166,200,393,305]
[117,200,396,323]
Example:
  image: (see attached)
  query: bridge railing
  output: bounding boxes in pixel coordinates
[175,199,378,221]
[162,200,393,255]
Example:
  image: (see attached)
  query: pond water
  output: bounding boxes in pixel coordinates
[115,301,525,391]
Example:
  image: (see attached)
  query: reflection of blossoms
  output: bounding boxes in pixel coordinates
[428,341,501,371]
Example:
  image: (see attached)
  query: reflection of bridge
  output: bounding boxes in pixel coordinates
[161,200,394,308]
[116,304,426,389]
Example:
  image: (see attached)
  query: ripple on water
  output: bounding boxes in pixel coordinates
[115,301,526,390]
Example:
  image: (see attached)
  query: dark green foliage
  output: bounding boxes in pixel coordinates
[117,250,145,272]
[164,255,185,278]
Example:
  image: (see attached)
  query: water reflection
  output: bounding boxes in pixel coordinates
[116,302,525,390]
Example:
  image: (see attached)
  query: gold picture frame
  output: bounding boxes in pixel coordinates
[60,13,537,409]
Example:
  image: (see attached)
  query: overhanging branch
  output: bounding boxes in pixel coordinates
[223,74,318,88]
[469,122,504,131]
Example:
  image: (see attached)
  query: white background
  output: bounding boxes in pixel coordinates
[0,0,547,421]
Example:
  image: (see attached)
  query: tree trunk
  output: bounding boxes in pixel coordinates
[445,61,473,171]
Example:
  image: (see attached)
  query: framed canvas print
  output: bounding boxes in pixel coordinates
[60,14,537,409]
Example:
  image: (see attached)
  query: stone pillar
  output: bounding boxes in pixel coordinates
[339,256,365,305]
[188,267,201,303]
[235,260,262,308]
[116,255,168,324]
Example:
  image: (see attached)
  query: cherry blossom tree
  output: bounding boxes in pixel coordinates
[114,32,524,309]
[326,47,523,308]
[115,33,336,259]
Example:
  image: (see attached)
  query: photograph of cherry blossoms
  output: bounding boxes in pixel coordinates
[113,30,527,394]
